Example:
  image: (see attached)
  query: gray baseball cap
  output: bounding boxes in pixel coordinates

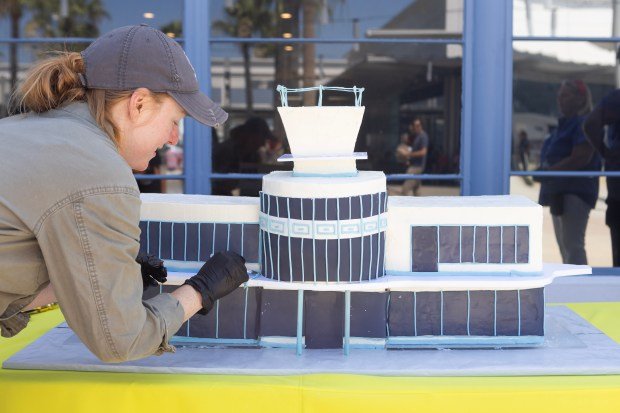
[80,24,227,127]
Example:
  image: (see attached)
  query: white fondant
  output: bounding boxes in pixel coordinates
[262,171,386,198]
[385,195,543,273]
[164,263,591,291]
[140,193,259,223]
[259,212,388,240]
[293,159,358,176]
[278,106,365,157]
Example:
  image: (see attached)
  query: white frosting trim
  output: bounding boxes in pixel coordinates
[164,263,591,291]
[262,171,386,198]
[140,193,259,223]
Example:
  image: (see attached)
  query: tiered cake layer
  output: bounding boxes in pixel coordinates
[260,171,387,282]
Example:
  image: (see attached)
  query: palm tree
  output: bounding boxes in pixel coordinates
[213,0,275,114]
[24,0,109,51]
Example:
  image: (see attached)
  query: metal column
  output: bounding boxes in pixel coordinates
[461,0,513,195]
[183,0,213,194]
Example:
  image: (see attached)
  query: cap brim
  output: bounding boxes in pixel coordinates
[168,91,228,127]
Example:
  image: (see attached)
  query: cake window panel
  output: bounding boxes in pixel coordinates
[361,194,372,219]
[304,291,345,349]
[502,226,516,264]
[516,226,530,263]
[519,288,544,336]
[138,221,148,255]
[213,223,230,254]
[442,291,469,336]
[314,198,327,220]
[460,226,475,263]
[474,226,488,263]
[159,222,173,260]
[349,196,361,220]
[468,291,495,336]
[350,292,388,338]
[228,224,244,257]
[171,223,186,261]
[288,197,303,220]
[242,224,260,263]
[276,196,288,219]
[495,290,519,336]
[488,226,502,264]
[147,221,160,257]
[325,198,338,220]
[387,292,415,336]
[185,223,200,261]
[439,226,460,263]
[338,197,351,220]
[411,226,439,272]
[415,292,442,336]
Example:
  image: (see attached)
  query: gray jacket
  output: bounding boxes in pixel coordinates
[0,103,184,362]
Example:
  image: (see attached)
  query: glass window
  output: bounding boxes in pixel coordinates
[512,1,616,268]
[209,0,463,40]
[210,40,462,197]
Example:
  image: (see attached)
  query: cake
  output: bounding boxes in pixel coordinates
[140,85,587,354]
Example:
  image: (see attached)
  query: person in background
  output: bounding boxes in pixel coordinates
[584,88,620,267]
[0,25,248,362]
[538,79,601,265]
[136,149,166,193]
[517,130,531,171]
[398,118,429,196]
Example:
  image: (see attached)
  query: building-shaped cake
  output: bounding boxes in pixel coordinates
[140,86,589,354]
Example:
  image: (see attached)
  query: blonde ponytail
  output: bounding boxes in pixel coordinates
[16,52,86,113]
[12,52,164,147]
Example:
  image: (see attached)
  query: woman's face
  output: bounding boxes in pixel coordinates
[118,93,185,171]
[557,85,582,118]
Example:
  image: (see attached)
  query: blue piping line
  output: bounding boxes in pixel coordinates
[215,300,220,339]
[171,223,174,260]
[467,290,471,335]
[325,199,329,282]
[296,289,304,355]
[226,223,230,251]
[276,197,280,282]
[267,196,274,279]
[197,223,201,261]
[440,291,444,336]
[211,223,216,258]
[494,290,497,336]
[243,285,248,339]
[368,195,373,280]
[312,198,316,283]
[359,195,363,282]
[344,290,351,355]
[349,197,353,282]
[500,226,503,263]
[301,201,305,282]
[146,220,150,254]
[158,221,162,258]
[337,198,341,283]
[241,223,245,257]
[287,198,293,281]
[184,222,188,261]
[375,193,381,279]
[413,291,417,336]
[518,289,522,336]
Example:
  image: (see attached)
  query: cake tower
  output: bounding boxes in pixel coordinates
[139,85,589,354]
[260,85,387,283]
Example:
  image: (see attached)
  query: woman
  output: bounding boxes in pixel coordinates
[0,25,248,362]
[538,79,602,265]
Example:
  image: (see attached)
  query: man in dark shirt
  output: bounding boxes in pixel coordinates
[399,118,429,196]
[584,89,620,266]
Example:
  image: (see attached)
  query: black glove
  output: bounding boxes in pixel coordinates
[183,251,249,315]
[135,251,168,290]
